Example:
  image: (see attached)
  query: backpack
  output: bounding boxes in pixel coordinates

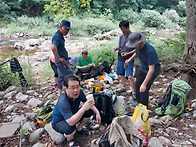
[97,59,115,75]
[155,80,191,117]
[93,91,116,125]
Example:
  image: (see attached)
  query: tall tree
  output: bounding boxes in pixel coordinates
[182,0,196,98]
[44,0,91,19]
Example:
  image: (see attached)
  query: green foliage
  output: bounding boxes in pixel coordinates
[69,15,118,35]
[0,0,10,17]
[147,32,185,61]
[163,9,180,24]
[116,8,140,24]
[44,0,91,19]
[176,1,186,17]
[1,0,46,19]
[0,60,34,90]
[22,128,29,139]
[141,9,163,28]
[88,42,118,67]
[0,63,15,90]
[3,16,57,36]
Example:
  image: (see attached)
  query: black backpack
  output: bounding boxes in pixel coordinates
[93,91,115,125]
[97,59,115,75]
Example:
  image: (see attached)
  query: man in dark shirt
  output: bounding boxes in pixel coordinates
[52,75,101,147]
[113,20,136,99]
[125,32,161,107]
[50,20,73,95]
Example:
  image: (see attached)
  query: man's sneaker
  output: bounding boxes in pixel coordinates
[116,87,126,93]
[85,120,100,130]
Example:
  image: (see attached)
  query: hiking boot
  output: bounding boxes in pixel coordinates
[85,120,100,130]
[116,87,126,93]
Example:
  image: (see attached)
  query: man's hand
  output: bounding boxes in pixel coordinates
[125,58,131,64]
[59,57,65,63]
[96,112,101,125]
[121,52,128,57]
[83,99,95,111]
[140,83,147,92]
[87,64,91,68]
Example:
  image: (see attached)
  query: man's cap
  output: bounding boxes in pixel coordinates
[61,20,71,30]
[69,56,78,66]
[126,32,146,48]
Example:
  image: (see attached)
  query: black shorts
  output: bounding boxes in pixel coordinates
[50,60,58,77]
[52,109,93,135]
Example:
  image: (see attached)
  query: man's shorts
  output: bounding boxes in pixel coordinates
[116,60,134,77]
[52,109,93,135]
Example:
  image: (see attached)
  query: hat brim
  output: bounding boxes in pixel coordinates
[126,33,146,48]
[63,25,71,30]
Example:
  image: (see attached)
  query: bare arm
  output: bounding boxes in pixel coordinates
[121,49,136,57]
[111,46,120,51]
[50,44,65,62]
[91,105,101,125]
[125,53,137,63]
[140,65,155,92]
[66,100,94,126]
[76,63,94,69]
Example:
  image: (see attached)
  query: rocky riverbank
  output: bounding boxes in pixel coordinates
[0,67,196,146]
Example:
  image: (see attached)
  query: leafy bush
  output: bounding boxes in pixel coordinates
[88,42,118,67]
[0,62,15,90]
[0,0,10,18]
[0,59,34,90]
[69,16,118,35]
[176,1,186,17]
[116,8,140,24]
[3,16,57,36]
[147,32,185,62]
[162,9,180,24]
[141,9,163,29]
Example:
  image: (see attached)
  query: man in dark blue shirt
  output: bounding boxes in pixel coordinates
[52,75,101,147]
[50,20,73,95]
[125,32,161,107]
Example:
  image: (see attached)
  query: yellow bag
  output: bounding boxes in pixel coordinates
[90,81,104,93]
[132,103,151,136]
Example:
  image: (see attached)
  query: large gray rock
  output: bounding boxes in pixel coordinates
[158,136,172,146]
[148,137,163,147]
[27,98,43,107]
[44,123,65,145]
[29,128,45,143]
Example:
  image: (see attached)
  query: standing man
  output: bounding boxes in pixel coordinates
[52,75,101,147]
[113,20,136,99]
[75,50,98,80]
[125,32,161,107]
[50,20,73,94]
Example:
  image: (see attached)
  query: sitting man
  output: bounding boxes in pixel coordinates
[52,75,101,147]
[75,50,98,80]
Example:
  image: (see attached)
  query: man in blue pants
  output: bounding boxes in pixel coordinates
[50,20,73,94]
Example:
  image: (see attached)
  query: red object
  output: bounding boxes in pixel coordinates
[68,61,71,66]
[138,129,147,146]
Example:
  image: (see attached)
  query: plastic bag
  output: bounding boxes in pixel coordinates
[132,103,151,136]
